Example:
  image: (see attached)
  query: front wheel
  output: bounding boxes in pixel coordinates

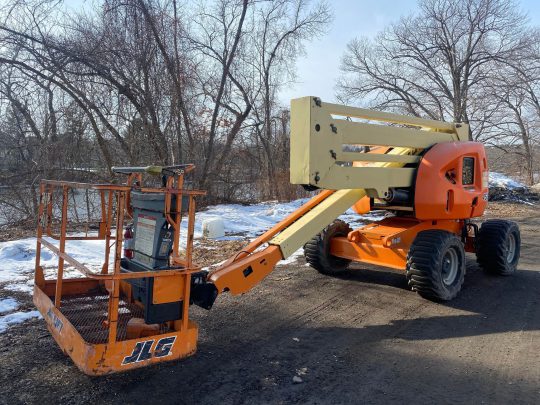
[406,230,466,301]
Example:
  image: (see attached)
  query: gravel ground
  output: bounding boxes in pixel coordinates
[0,202,539,405]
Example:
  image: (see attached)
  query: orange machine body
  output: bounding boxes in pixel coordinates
[330,217,476,270]
[353,142,488,219]
[339,141,487,269]
[414,141,488,220]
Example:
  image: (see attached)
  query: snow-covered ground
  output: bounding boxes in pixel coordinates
[0,171,527,333]
[489,172,526,189]
[198,198,384,238]
[0,198,383,334]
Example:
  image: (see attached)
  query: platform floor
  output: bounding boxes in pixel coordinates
[58,293,146,344]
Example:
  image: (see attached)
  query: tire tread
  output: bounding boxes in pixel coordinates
[406,230,466,301]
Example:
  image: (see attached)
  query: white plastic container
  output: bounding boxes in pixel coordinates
[202,217,225,239]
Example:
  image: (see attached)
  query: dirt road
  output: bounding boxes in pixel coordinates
[1,203,539,404]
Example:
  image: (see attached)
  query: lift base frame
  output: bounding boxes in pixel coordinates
[330,217,475,270]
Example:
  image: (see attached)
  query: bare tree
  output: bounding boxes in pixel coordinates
[338,0,530,141]
[482,29,540,185]
[251,0,331,199]
[0,0,332,221]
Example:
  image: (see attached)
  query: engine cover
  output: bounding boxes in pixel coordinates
[414,141,488,220]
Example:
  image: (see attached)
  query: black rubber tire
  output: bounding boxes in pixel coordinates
[304,220,352,275]
[406,230,466,301]
[476,219,520,276]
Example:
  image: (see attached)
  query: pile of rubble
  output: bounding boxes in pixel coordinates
[488,186,539,204]
[488,173,539,204]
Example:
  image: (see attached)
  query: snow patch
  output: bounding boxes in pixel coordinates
[197,199,309,238]
[278,248,304,266]
[0,298,19,314]
[0,310,41,333]
[5,282,33,294]
[0,236,111,285]
[0,197,389,333]
[0,199,384,286]
[489,172,525,189]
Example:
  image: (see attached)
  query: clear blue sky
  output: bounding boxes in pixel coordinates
[280,0,540,104]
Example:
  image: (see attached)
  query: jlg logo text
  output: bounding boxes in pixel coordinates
[122,336,176,365]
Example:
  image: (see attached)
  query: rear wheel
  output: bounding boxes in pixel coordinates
[304,220,352,275]
[476,220,520,275]
[406,230,466,301]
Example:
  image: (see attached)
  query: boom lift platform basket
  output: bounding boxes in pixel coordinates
[33,165,205,374]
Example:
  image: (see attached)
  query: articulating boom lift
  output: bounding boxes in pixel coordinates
[33,97,520,375]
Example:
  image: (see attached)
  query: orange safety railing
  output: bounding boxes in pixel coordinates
[34,168,205,344]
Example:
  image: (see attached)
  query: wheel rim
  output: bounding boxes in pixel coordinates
[506,233,517,264]
[442,248,459,286]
